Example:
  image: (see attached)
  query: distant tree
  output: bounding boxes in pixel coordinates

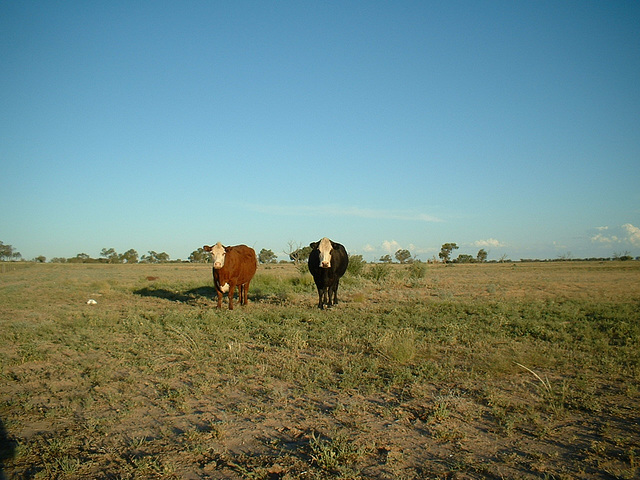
[292,246,311,263]
[476,249,488,263]
[0,241,21,261]
[438,243,458,263]
[379,254,393,263]
[120,249,139,264]
[395,249,412,264]
[284,241,300,264]
[285,241,311,264]
[258,248,277,264]
[613,251,633,261]
[189,247,210,263]
[455,254,475,264]
[35,255,46,263]
[156,252,170,263]
[69,253,91,263]
[141,251,169,263]
[51,257,67,263]
[100,247,120,263]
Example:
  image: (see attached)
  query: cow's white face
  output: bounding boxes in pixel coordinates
[209,242,227,269]
[318,237,333,268]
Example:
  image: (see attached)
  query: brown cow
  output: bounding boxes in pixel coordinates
[203,242,257,310]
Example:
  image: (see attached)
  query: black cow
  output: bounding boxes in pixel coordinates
[308,237,349,309]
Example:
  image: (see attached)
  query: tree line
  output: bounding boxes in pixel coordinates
[52,249,173,264]
[1,240,636,264]
[0,243,174,264]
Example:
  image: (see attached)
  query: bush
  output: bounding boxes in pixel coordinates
[408,261,427,280]
[297,262,309,276]
[365,263,391,282]
[346,255,366,276]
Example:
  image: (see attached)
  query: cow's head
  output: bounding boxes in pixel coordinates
[311,237,334,268]
[203,242,227,269]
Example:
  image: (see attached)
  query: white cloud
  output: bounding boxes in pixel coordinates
[591,223,640,247]
[591,233,617,244]
[382,240,401,253]
[362,244,376,252]
[622,223,640,246]
[473,238,505,248]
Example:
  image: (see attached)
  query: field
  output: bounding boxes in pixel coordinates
[1,260,639,479]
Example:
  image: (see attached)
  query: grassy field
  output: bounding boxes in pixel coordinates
[1,261,639,479]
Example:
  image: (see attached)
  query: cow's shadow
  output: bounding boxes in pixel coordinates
[133,285,286,306]
[133,286,217,304]
[0,418,17,480]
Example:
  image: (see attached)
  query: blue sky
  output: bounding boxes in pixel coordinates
[2,1,639,262]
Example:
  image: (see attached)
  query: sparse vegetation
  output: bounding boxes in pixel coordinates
[365,262,391,282]
[1,261,639,479]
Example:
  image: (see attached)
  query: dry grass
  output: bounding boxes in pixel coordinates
[1,261,639,479]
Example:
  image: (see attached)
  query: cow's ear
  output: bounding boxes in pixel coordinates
[310,242,319,249]
[203,245,212,252]
[224,245,232,252]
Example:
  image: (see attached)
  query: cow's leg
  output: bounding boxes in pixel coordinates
[228,283,236,310]
[324,287,331,308]
[242,281,250,305]
[317,287,324,309]
[216,290,223,309]
[331,280,339,305]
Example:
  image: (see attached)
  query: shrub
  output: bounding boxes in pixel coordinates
[296,262,309,276]
[365,263,391,282]
[346,254,366,276]
[408,261,427,280]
